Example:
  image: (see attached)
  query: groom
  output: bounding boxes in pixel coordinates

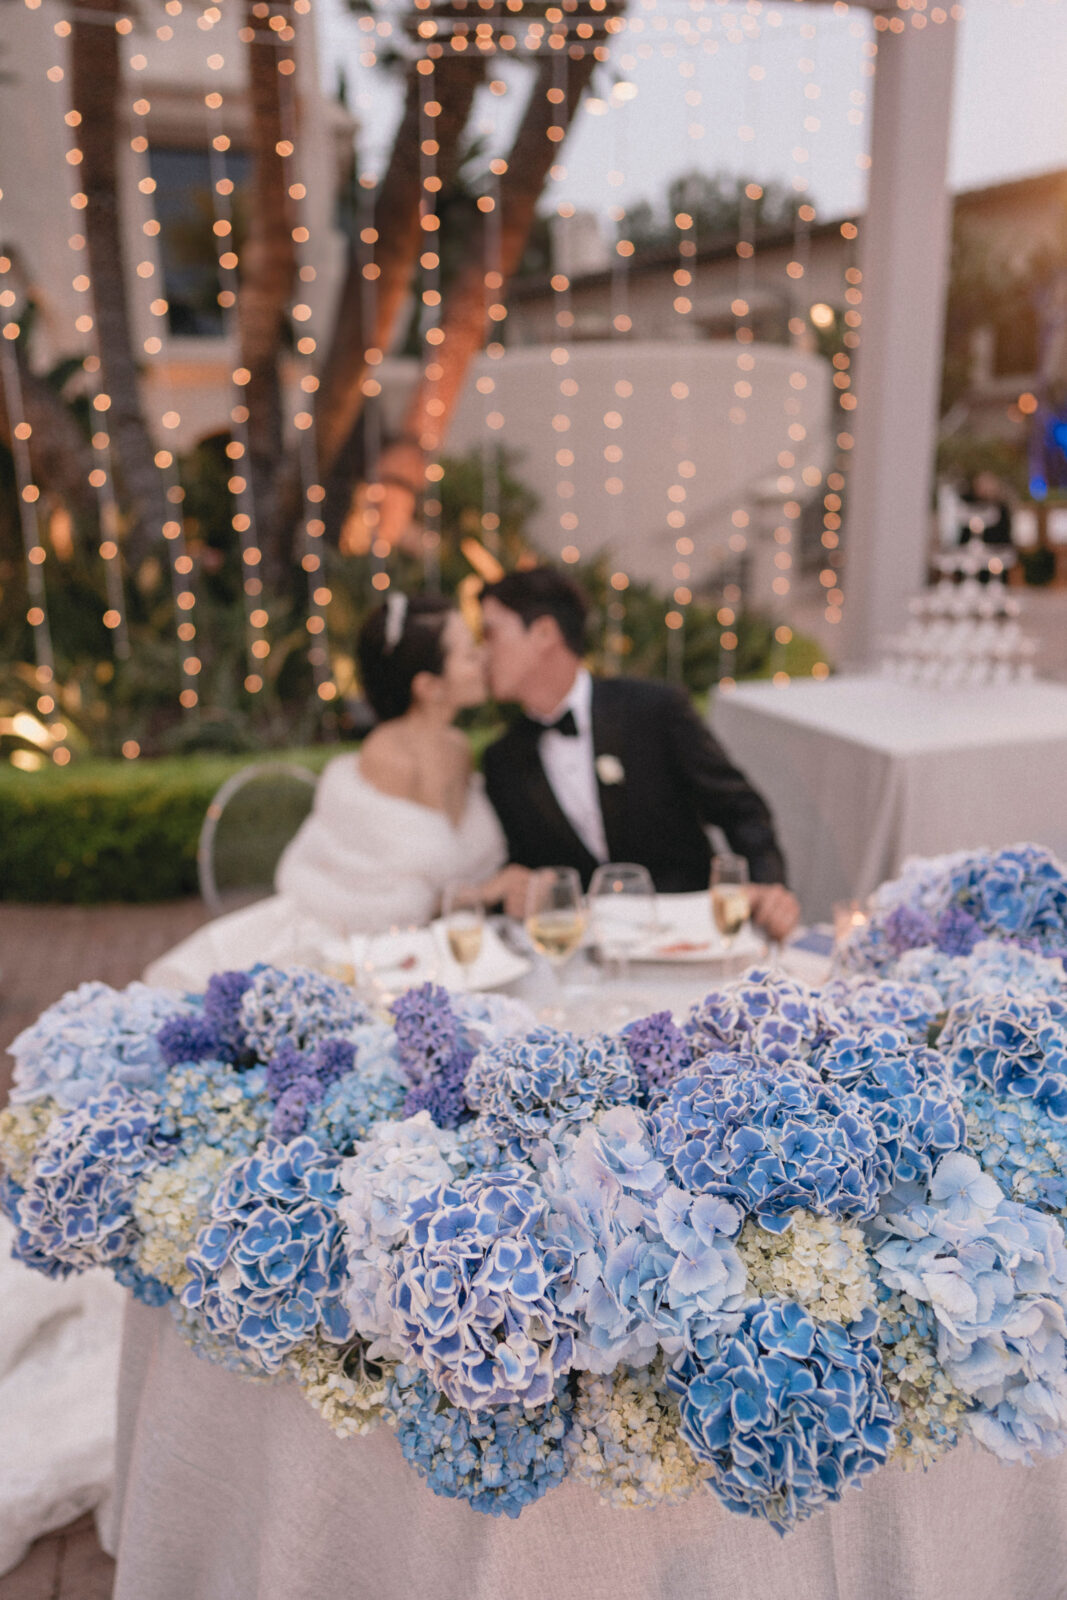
[481,566,799,942]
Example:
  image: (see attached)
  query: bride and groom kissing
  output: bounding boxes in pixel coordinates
[148,566,797,990]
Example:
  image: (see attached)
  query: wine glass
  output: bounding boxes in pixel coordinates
[710,854,751,952]
[441,883,485,991]
[524,867,586,972]
[587,863,656,983]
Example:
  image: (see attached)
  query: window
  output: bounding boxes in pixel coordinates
[148,146,250,338]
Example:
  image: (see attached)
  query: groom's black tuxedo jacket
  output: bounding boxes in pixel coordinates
[482,675,786,893]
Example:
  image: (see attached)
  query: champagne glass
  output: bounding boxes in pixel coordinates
[524,867,586,971]
[441,883,485,990]
[588,863,656,983]
[710,854,751,952]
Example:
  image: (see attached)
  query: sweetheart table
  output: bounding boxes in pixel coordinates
[110,1298,1067,1600]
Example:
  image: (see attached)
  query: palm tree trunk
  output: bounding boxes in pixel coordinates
[72,0,167,569]
[369,43,604,548]
[0,343,97,525]
[312,50,486,482]
[239,0,296,585]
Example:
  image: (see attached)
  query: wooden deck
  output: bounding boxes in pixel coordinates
[0,899,209,1600]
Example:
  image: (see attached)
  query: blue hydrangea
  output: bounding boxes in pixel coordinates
[685,969,829,1067]
[944,844,1067,951]
[871,1152,1067,1464]
[239,967,372,1061]
[390,1172,573,1409]
[811,1027,966,1193]
[10,982,191,1109]
[621,1011,693,1099]
[965,1087,1067,1214]
[654,1056,882,1232]
[182,1135,354,1373]
[5,1083,168,1290]
[668,1300,896,1533]
[157,1061,269,1159]
[465,1028,638,1156]
[305,1027,409,1156]
[338,1114,470,1346]
[387,1367,572,1517]
[821,976,943,1044]
[939,992,1067,1119]
[540,1106,746,1372]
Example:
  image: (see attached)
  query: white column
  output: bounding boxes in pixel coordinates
[841,15,960,668]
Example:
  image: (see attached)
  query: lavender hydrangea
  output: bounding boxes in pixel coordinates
[10,982,191,1109]
[5,1083,168,1285]
[871,1152,1067,1464]
[685,969,829,1067]
[884,904,937,958]
[668,1300,896,1532]
[465,1027,638,1156]
[654,1055,882,1232]
[390,1172,573,1409]
[182,1135,354,1373]
[939,992,1067,1119]
[821,976,943,1044]
[894,941,1067,1013]
[621,1011,693,1099]
[540,1106,746,1371]
[239,967,372,1060]
[388,1367,572,1517]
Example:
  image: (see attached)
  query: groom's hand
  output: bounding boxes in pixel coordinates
[746,883,800,943]
[480,864,535,920]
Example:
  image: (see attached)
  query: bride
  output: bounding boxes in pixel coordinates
[146,593,527,992]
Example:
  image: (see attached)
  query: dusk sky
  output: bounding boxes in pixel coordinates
[316,0,1067,226]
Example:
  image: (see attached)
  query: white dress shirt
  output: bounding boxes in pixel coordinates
[532,668,610,863]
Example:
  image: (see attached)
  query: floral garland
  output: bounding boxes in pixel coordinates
[4,847,1067,1533]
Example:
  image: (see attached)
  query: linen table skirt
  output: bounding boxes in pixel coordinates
[112,1301,1067,1600]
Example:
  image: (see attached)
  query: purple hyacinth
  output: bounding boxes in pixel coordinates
[157,1013,220,1068]
[390,983,474,1131]
[622,1011,693,1099]
[884,904,937,958]
[265,1036,359,1138]
[202,970,255,1064]
[935,906,983,958]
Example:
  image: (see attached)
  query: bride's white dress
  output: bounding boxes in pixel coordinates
[145,753,507,991]
[0,754,505,1573]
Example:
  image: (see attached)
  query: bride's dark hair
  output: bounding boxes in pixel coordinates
[357,594,454,722]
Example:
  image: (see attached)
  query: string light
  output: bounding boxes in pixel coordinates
[417,56,443,591]
[479,85,508,560]
[202,80,272,695]
[0,302,67,764]
[273,3,339,706]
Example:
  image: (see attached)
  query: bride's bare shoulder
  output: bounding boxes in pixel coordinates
[359,722,419,800]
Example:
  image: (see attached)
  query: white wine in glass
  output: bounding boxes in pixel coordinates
[710,855,751,949]
[441,884,485,988]
[524,866,586,968]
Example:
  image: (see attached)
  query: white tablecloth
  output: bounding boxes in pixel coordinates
[110,1301,1067,1600]
[712,675,1067,922]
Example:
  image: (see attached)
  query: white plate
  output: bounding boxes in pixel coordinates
[346,921,531,995]
[629,892,767,965]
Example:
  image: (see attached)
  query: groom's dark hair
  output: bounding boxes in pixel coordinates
[481,566,588,656]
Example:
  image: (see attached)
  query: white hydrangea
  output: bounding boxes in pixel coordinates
[132,1145,233,1291]
[0,1098,61,1187]
[290,1339,394,1438]
[737,1212,876,1326]
[566,1362,707,1508]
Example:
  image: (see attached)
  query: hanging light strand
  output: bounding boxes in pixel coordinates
[273,0,337,704]
[417,53,444,591]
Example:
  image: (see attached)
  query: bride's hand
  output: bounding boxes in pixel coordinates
[479,865,535,920]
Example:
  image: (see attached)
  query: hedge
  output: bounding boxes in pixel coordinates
[0,748,335,905]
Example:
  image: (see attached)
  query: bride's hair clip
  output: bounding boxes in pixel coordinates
[383,592,408,654]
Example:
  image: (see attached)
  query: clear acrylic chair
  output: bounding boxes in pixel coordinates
[197,761,318,916]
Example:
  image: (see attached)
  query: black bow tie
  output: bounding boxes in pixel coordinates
[525,708,579,738]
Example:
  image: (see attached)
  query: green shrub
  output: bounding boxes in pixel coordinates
[0,748,334,905]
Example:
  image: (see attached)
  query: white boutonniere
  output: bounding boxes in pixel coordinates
[595,754,626,786]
